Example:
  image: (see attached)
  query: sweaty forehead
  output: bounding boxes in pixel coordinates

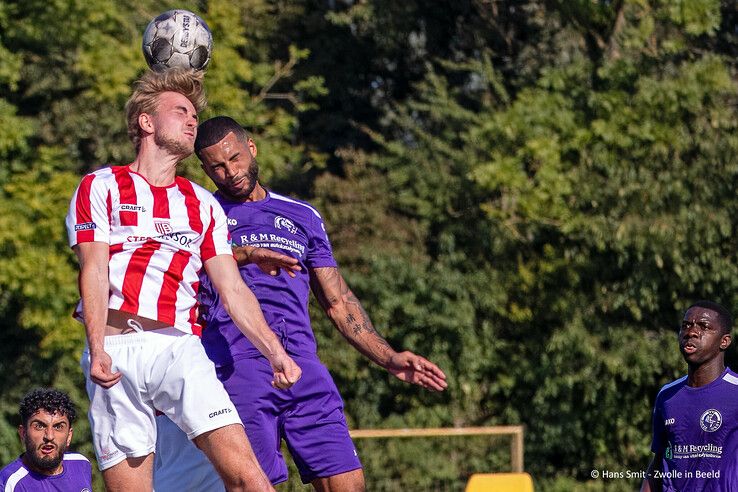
[684,306,718,321]
[201,132,243,158]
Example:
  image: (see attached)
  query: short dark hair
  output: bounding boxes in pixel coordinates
[687,300,733,335]
[19,389,77,427]
[194,116,252,156]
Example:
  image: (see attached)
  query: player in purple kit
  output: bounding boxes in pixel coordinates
[154,116,448,491]
[641,300,738,492]
[0,388,92,492]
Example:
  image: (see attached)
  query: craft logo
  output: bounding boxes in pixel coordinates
[75,222,96,231]
[274,216,298,234]
[120,204,145,213]
[700,409,722,432]
[154,220,173,235]
[227,217,238,226]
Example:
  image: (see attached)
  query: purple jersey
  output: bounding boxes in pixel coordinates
[0,453,92,492]
[199,190,337,364]
[650,367,738,491]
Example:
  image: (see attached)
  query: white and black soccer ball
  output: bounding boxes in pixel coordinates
[142,10,212,71]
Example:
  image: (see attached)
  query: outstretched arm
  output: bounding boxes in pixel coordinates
[310,267,447,391]
[204,254,301,389]
[73,242,122,388]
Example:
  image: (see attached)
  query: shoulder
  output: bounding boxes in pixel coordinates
[268,192,324,221]
[720,369,738,387]
[76,166,116,190]
[63,452,90,464]
[655,375,688,403]
[175,178,219,204]
[0,458,28,491]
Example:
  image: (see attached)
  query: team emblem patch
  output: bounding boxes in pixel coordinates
[274,216,297,234]
[74,222,96,231]
[154,220,173,235]
[700,409,722,432]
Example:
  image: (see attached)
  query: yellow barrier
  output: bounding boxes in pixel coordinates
[465,472,534,492]
[349,426,525,473]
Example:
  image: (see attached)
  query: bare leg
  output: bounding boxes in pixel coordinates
[312,469,365,492]
[194,423,275,492]
[102,454,154,492]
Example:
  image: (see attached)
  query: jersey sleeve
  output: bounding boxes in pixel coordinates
[66,173,110,247]
[650,392,665,454]
[200,197,233,262]
[305,208,338,269]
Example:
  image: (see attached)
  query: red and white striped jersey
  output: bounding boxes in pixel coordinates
[66,165,232,334]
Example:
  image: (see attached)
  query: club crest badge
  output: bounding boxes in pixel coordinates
[700,409,722,432]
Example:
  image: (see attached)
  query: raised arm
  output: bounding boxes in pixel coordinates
[73,242,121,388]
[204,254,301,388]
[310,267,447,391]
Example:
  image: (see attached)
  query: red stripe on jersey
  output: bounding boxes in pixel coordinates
[188,280,200,333]
[200,206,217,261]
[119,240,161,313]
[175,177,203,234]
[106,190,112,225]
[109,243,124,257]
[75,174,96,243]
[151,186,170,218]
[156,249,192,325]
[113,166,138,226]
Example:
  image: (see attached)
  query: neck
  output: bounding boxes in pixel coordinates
[245,182,267,202]
[130,143,187,187]
[21,454,63,476]
[687,357,725,387]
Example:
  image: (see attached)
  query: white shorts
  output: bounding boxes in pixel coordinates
[154,414,225,492]
[81,329,242,471]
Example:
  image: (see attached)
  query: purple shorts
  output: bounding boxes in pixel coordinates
[216,356,362,484]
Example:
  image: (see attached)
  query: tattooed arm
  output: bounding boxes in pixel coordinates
[310,267,447,391]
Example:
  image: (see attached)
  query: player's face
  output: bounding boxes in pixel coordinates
[199,131,260,201]
[18,410,73,475]
[679,307,731,365]
[150,91,198,158]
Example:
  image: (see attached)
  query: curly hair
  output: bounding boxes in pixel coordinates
[125,68,207,153]
[19,388,77,427]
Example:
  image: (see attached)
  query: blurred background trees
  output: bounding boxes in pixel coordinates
[1,0,737,490]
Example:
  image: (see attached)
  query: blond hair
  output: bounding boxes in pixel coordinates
[125,68,207,153]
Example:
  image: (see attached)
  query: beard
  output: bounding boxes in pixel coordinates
[155,130,193,158]
[225,158,260,200]
[24,436,67,473]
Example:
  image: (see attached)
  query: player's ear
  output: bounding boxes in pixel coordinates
[66,426,74,447]
[17,425,26,441]
[139,112,154,134]
[720,333,732,350]
[248,138,257,157]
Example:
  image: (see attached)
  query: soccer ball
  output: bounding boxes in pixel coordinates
[142,10,212,71]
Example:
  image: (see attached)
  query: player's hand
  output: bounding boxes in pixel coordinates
[89,350,122,388]
[233,246,301,278]
[386,351,448,391]
[269,353,302,390]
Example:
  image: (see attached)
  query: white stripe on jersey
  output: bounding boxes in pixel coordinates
[63,453,90,462]
[270,192,322,218]
[4,467,28,492]
[723,372,738,386]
